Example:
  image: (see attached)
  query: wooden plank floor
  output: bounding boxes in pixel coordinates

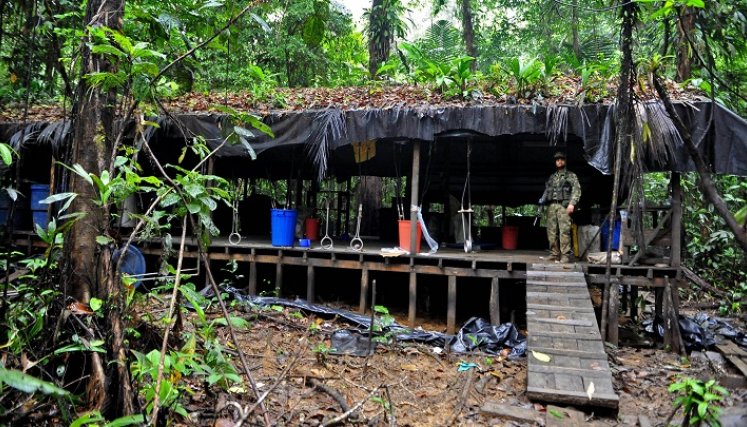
[525,263,619,410]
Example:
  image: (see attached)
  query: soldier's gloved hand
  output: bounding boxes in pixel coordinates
[566,204,575,214]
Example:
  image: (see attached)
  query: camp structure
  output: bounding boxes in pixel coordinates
[2,86,747,338]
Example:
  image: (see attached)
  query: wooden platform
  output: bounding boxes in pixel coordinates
[525,264,619,410]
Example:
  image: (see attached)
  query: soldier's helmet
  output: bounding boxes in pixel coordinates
[553,151,566,160]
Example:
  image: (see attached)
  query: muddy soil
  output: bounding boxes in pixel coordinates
[160,302,746,426]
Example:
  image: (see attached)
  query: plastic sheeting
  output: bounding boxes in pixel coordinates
[644,312,747,351]
[225,287,526,358]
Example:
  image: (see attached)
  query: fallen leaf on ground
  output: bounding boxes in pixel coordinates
[532,350,551,363]
[586,381,595,400]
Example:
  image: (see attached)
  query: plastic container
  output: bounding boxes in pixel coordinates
[304,217,321,240]
[501,225,519,250]
[600,218,622,251]
[0,191,11,225]
[113,245,146,289]
[398,219,422,253]
[32,210,48,229]
[271,209,297,246]
[30,184,50,210]
[299,238,311,248]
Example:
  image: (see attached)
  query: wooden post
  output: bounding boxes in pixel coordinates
[671,172,682,269]
[408,271,417,327]
[409,141,421,254]
[447,275,457,334]
[275,252,283,296]
[663,276,685,355]
[306,265,315,303]
[606,275,620,345]
[359,268,369,313]
[489,276,500,325]
[630,285,638,321]
[248,261,257,295]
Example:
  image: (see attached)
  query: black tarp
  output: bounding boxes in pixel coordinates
[3,100,747,183]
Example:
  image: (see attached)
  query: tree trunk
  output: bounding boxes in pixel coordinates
[676,7,694,81]
[65,0,133,417]
[360,176,382,236]
[460,0,477,70]
[368,0,386,78]
[571,0,581,59]
[603,0,638,345]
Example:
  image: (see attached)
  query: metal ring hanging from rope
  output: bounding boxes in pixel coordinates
[320,198,334,250]
[460,140,474,253]
[229,181,242,245]
[350,203,364,251]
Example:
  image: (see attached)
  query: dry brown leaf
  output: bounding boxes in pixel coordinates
[400,363,419,372]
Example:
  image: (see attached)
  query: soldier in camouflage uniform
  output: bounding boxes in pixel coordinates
[540,151,581,263]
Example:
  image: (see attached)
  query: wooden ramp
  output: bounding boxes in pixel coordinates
[525,264,619,410]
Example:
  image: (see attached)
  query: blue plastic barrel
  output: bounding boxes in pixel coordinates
[113,245,146,288]
[0,191,10,225]
[30,184,50,210]
[271,209,297,246]
[600,218,621,251]
[32,210,48,229]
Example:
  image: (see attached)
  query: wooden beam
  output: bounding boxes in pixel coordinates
[306,265,315,303]
[409,140,421,254]
[359,268,369,314]
[606,274,620,345]
[408,271,417,327]
[671,172,682,268]
[489,276,500,325]
[275,255,283,296]
[447,275,457,334]
[248,261,257,296]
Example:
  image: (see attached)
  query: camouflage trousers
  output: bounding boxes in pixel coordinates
[546,203,572,257]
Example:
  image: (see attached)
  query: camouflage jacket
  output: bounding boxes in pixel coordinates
[542,168,581,207]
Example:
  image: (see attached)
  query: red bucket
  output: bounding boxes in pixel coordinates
[398,220,422,253]
[502,225,518,250]
[304,217,321,240]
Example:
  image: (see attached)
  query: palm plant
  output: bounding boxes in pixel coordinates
[364,0,409,78]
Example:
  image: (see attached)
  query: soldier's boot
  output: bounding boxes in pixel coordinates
[560,254,574,263]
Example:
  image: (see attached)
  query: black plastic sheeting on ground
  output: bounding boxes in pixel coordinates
[224,287,526,358]
[644,312,747,351]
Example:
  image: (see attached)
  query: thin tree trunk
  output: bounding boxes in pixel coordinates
[460,0,477,70]
[571,0,581,59]
[368,0,385,78]
[65,0,132,416]
[603,0,638,345]
[676,7,694,81]
[653,76,747,253]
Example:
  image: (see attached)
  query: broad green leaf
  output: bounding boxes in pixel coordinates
[89,297,103,312]
[96,235,113,245]
[90,44,126,58]
[0,143,13,165]
[107,414,146,427]
[0,368,69,397]
[70,411,105,427]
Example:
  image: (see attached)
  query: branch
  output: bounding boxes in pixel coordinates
[652,74,747,253]
[150,216,188,424]
[321,384,383,427]
[153,0,267,83]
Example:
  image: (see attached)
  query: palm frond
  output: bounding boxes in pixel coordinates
[546,104,570,146]
[417,19,463,63]
[635,101,680,169]
[306,109,346,181]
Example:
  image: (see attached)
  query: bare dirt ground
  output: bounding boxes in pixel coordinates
[161,302,747,427]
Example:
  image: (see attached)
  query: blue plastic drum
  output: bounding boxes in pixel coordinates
[112,245,146,289]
